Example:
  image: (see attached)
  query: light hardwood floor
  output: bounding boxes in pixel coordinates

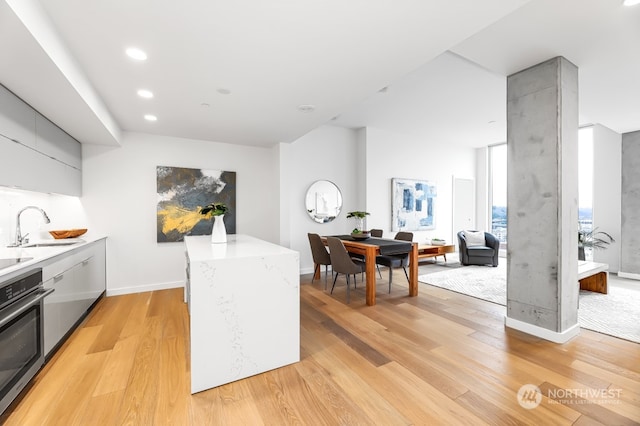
[3,269,639,425]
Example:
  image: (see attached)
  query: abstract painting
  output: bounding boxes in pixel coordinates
[391,177,436,231]
[157,166,236,242]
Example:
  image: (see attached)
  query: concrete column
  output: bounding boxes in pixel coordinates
[620,130,640,280]
[505,57,580,343]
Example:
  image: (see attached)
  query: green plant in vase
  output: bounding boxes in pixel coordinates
[199,202,228,217]
[200,202,229,244]
[346,211,369,234]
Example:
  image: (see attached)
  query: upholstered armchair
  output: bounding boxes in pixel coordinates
[457,231,500,267]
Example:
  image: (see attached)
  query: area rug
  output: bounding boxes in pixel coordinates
[419,264,640,344]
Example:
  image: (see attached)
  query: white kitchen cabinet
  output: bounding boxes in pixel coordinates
[78,241,106,310]
[42,239,106,357]
[43,264,77,356]
[35,112,82,169]
[0,84,82,196]
[0,84,36,148]
[0,135,82,196]
[0,135,43,190]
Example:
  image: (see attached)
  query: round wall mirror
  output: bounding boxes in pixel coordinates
[305,180,342,223]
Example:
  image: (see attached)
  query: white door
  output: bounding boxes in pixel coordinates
[452,177,475,248]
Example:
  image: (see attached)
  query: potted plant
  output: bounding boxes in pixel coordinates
[578,226,614,261]
[346,211,370,237]
[200,202,228,243]
[199,202,228,217]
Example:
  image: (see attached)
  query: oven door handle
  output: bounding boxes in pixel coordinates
[0,288,55,328]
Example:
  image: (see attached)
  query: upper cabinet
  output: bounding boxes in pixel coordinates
[0,84,36,148]
[36,113,82,169]
[0,84,82,196]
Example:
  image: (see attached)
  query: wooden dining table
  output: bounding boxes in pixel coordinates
[317,235,419,306]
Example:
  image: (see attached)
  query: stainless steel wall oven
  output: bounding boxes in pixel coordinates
[0,268,53,414]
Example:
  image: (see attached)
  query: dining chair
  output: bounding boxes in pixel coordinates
[370,229,383,237]
[375,231,413,292]
[326,237,366,303]
[308,233,332,289]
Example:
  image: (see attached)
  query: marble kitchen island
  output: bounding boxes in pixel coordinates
[184,234,300,394]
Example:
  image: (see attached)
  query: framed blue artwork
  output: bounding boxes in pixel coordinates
[156,166,236,242]
[391,177,436,231]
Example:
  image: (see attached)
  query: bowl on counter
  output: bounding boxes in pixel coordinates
[49,229,88,239]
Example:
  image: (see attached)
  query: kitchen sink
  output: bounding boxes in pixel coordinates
[20,238,85,248]
[24,242,79,247]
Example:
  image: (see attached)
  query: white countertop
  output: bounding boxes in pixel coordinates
[185,233,299,393]
[0,234,107,279]
[184,234,298,261]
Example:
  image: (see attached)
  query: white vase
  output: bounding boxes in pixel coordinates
[211,214,227,244]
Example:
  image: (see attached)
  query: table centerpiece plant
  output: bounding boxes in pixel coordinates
[200,202,229,244]
[346,211,370,235]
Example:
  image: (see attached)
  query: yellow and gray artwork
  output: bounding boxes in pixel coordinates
[156,166,236,242]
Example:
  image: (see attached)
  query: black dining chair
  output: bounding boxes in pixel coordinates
[308,233,332,289]
[375,231,413,292]
[326,237,366,303]
[370,229,383,237]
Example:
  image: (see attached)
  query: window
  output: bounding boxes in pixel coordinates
[579,126,594,259]
[489,143,507,247]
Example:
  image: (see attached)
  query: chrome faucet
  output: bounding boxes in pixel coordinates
[10,206,51,247]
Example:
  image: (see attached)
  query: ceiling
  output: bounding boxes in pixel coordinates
[334,0,640,147]
[0,0,638,149]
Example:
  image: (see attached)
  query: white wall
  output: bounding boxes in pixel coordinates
[1,123,479,291]
[592,124,621,272]
[363,126,476,245]
[281,125,360,274]
[82,132,279,295]
[283,124,477,274]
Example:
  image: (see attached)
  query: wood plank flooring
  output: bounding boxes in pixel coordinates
[2,272,639,425]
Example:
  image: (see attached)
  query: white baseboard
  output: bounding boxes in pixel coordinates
[504,316,580,343]
[106,280,183,296]
[301,265,333,275]
[618,271,640,281]
[300,266,315,275]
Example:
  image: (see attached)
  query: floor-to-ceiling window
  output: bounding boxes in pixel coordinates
[489,143,507,250]
[579,126,594,259]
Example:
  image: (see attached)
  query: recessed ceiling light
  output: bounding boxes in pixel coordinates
[144,114,157,121]
[624,0,640,5]
[297,104,316,113]
[126,47,147,61]
[217,88,231,95]
[137,89,153,99]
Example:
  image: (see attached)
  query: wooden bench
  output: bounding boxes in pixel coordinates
[578,261,608,294]
[417,244,455,263]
